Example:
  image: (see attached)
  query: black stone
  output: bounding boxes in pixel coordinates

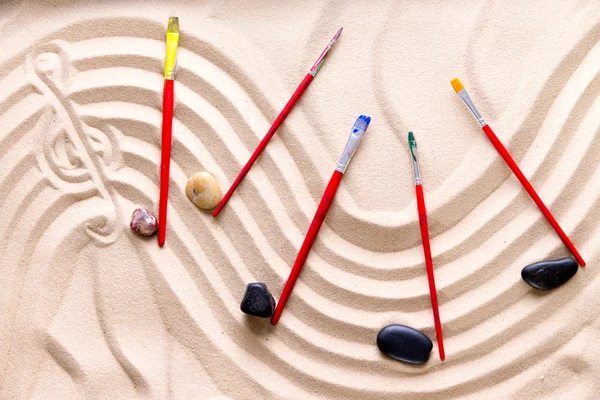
[521,257,578,290]
[376,324,433,364]
[240,282,276,318]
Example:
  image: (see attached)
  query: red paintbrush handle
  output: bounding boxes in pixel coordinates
[416,184,445,361]
[158,79,174,247]
[213,73,315,217]
[481,124,585,266]
[271,170,343,325]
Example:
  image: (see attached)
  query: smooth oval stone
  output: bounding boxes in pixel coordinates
[377,324,433,364]
[240,282,276,318]
[521,257,578,290]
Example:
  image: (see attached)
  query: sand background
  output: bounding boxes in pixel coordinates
[1,0,599,398]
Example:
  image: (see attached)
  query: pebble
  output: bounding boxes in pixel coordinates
[185,171,222,210]
[130,208,158,236]
[521,257,578,290]
[377,324,433,364]
[240,282,276,318]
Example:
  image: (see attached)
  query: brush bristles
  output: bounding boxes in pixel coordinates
[333,27,343,41]
[168,17,179,33]
[451,78,464,93]
[353,115,371,132]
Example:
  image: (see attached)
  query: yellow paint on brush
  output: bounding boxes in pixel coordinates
[164,17,180,80]
[451,78,464,93]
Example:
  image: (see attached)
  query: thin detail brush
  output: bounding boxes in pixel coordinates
[213,28,343,218]
[409,131,445,361]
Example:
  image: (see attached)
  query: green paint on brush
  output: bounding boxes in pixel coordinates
[408,131,422,184]
[408,131,417,163]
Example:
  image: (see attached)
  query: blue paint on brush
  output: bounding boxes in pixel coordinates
[353,114,371,132]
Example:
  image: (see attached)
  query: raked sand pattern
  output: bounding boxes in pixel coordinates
[1,1,600,399]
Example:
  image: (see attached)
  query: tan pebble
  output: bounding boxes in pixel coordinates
[185,172,222,210]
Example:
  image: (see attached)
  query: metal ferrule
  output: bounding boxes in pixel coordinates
[336,128,366,173]
[458,89,486,127]
[309,43,334,76]
[309,28,342,76]
[409,141,422,185]
[164,31,180,80]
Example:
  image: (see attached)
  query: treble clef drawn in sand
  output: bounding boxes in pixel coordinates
[26,40,123,246]
[22,40,167,395]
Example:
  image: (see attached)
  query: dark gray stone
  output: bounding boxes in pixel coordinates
[377,324,433,364]
[521,257,578,290]
[240,282,276,318]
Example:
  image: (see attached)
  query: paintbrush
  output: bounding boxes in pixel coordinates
[451,78,585,266]
[271,115,371,325]
[213,27,343,217]
[158,17,180,247]
[408,131,445,361]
